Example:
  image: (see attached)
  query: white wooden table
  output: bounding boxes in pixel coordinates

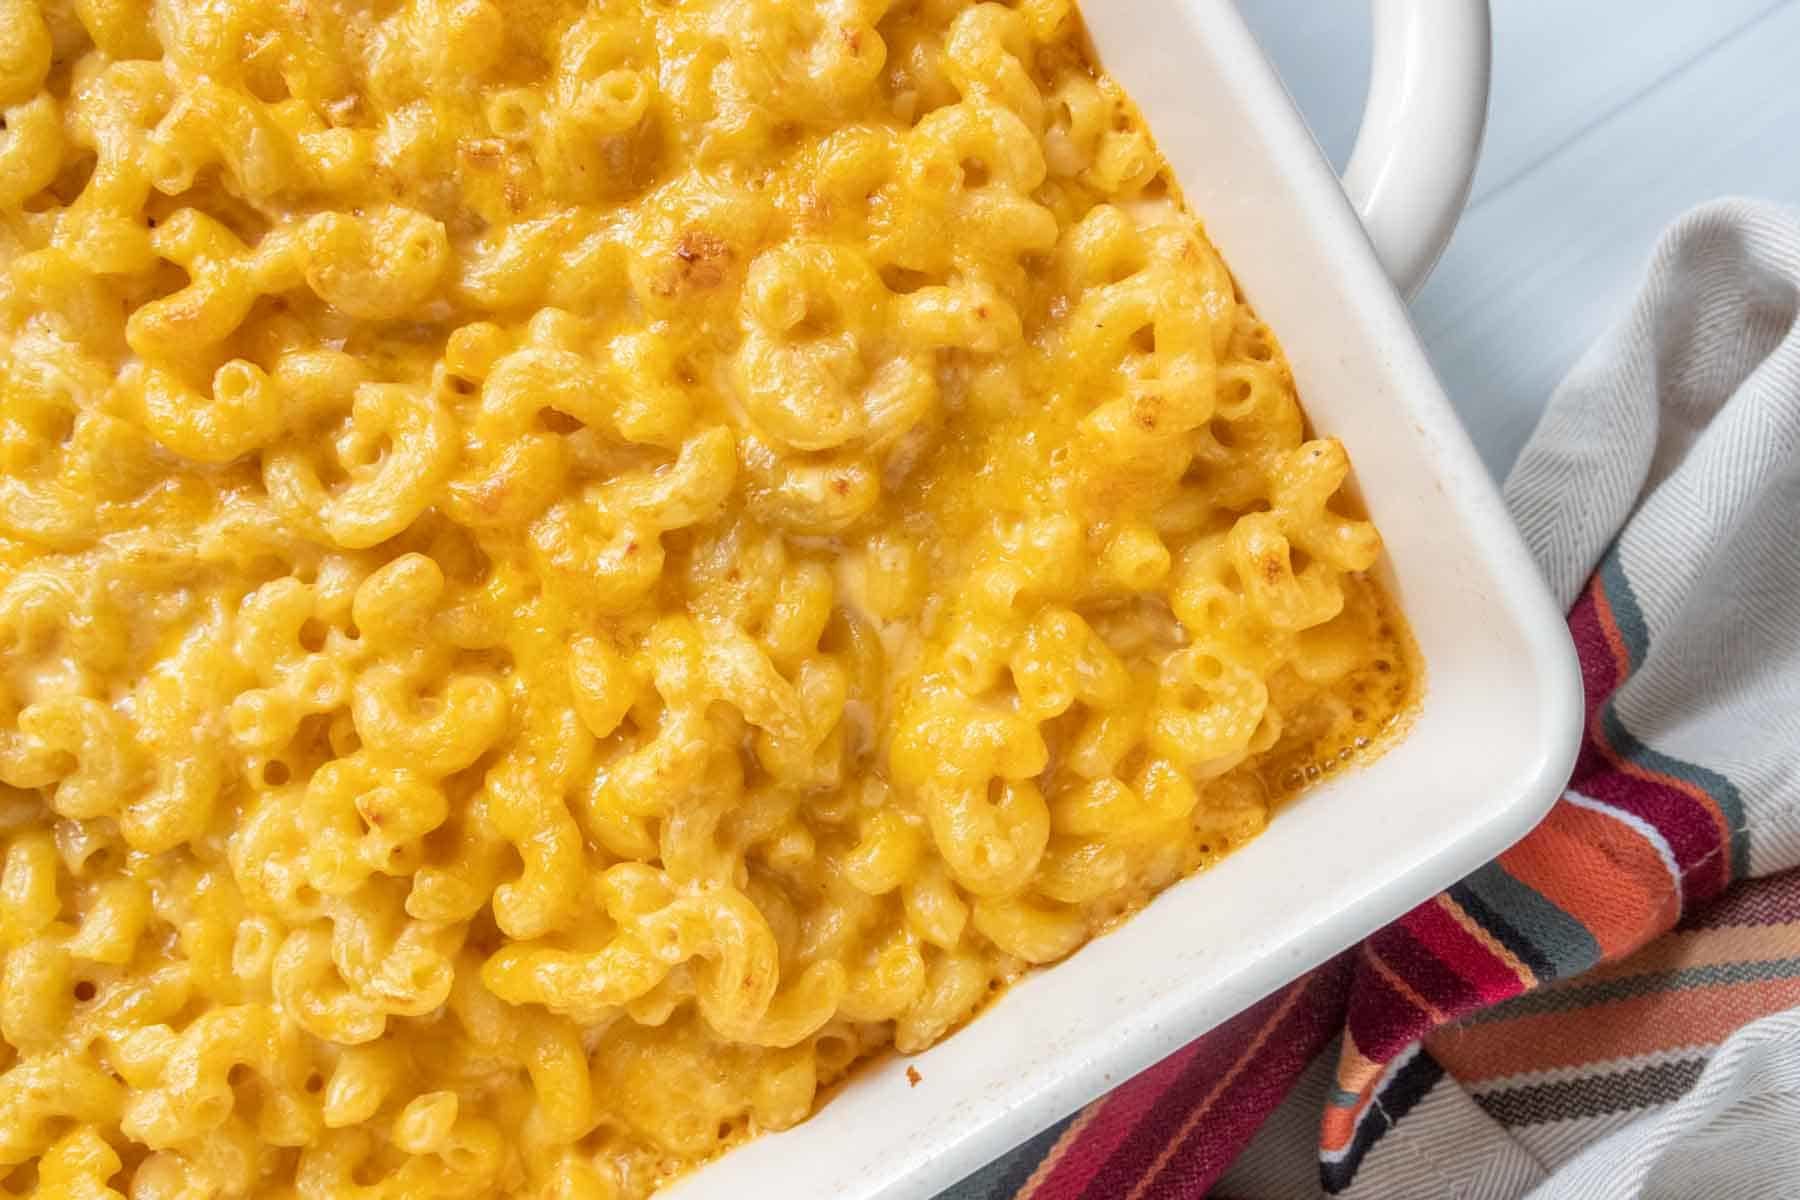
[1240,0,1800,479]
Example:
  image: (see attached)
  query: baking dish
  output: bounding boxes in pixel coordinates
[669,1,1582,1195]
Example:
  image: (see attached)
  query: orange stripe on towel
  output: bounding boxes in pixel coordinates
[1498,801,1678,960]
[1436,976,1800,1083]
[1320,1032,1382,1152]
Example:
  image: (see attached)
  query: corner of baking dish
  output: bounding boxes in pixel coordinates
[668,4,1584,1197]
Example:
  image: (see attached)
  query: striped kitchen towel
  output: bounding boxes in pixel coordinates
[941,198,1800,1200]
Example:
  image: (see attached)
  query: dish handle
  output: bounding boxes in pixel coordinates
[1341,0,1491,297]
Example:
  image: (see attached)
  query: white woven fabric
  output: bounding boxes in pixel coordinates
[1219,197,1800,1200]
[1506,197,1800,879]
[1524,1008,1800,1200]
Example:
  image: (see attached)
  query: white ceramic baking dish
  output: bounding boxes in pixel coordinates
[670,1,1582,1196]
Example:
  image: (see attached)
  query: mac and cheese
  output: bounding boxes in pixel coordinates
[0,0,1415,1195]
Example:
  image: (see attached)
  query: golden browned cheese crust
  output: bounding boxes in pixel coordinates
[0,0,1414,1195]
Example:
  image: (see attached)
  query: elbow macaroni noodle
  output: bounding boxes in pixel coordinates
[0,0,1417,1195]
